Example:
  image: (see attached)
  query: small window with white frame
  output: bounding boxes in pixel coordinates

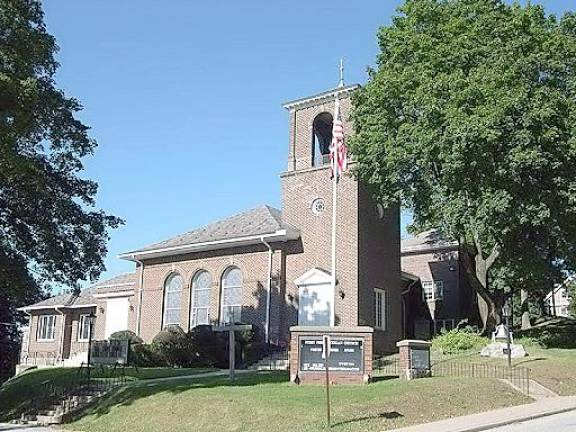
[422,280,444,301]
[78,314,91,342]
[374,288,386,330]
[37,315,56,341]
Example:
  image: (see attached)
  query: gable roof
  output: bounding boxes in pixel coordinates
[119,205,300,261]
[401,229,458,254]
[19,272,136,311]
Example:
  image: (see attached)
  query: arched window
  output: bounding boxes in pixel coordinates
[220,267,242,324]
[163,273,183,326]
[312,112,333,167]
[190,270,211,328]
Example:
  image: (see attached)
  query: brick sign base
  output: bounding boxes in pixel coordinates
[397,339,431,380]
[289,326,373,384]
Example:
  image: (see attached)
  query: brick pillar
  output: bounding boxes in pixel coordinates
[396,339,431,380]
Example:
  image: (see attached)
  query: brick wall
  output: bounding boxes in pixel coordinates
[137,244,284,344]
[401,248,462,321]
[26,311,63,357]
[357,183,402,354]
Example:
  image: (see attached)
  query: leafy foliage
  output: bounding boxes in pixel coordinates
[568,280,576,317]
[109,330,144,345]
[518,317,576,348]
[0,0,121,380]
[351,0,576,331]
[432,328,487,354]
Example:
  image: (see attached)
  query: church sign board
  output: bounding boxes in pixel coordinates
[90,340,130,365]
[299,337,363,372]
[290,326,373,384]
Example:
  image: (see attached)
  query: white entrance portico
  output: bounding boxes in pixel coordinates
[295,268,334,326]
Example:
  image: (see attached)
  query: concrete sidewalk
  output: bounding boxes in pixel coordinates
[385,396,576,432]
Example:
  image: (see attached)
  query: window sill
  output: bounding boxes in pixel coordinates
[37,339,55,343]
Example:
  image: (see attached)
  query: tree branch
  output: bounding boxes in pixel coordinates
[486,243,500,269]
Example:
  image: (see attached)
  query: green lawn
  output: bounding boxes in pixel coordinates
[431,344,576,396]
[66,372,530,432]
[0,366,214,421]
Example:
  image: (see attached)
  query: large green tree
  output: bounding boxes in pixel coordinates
[350,0,576,333]
[0,0,122,381]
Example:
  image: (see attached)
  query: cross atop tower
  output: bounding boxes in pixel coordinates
[339,58,344,88]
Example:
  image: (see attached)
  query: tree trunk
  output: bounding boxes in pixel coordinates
[460,238,501,335]
[521,289,531,330]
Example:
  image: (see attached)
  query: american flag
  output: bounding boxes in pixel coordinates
[329,99,347,180]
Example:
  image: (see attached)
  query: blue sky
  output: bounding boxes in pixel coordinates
[41,0,573,285]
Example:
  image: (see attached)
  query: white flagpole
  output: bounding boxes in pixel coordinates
[330,120,338,328]
[330,60,345,327]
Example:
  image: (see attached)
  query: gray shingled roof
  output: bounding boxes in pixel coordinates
[21,272,136,310]
[91,272,136,294]
[125,205,298,255]
[401,229,458,254]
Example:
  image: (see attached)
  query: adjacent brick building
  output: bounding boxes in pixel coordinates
[19,83,411,367]
[401,230,476,334]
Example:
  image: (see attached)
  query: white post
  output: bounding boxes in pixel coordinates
[330,169,337,327]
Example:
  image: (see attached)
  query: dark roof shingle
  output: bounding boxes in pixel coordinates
[124,205,297,255]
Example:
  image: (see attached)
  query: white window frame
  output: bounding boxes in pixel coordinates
[220,267,242,324]
[374,288,386,330]
[37,315,56,342]
[163,273,183,327]
[422,280,444,301]
[190,270,211,328]
[78,314,91,342]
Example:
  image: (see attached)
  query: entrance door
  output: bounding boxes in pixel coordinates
[104,297,129,338]
[298,283,332,326]
[295,268,334,326]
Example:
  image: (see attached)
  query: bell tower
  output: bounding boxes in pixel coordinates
[279,79,402,354]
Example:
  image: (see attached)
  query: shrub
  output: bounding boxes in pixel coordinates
[109,330,148,366]
[519,318,576,349]
[189,325,228,368]
[151,326,200,367]
[109,330,143,345]
[432,328,487,354]
[131,343,166,367]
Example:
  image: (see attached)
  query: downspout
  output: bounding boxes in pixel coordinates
[134,256,145,337]
[54,306,66,363]
[261,236,274,345]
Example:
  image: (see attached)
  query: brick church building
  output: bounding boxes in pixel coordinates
[19,83,417,367]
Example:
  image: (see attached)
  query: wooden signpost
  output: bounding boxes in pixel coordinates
[213,323,252,381]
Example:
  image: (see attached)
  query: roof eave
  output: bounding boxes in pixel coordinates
[18,303,97,312]
[119,229,300,262]
[282,84,361,110]
[400,242,459,255]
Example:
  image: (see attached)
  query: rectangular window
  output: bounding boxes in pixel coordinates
[78,314,91,341]
[422,280,444,301]
[375,288,386,330]
[37,315,56,341]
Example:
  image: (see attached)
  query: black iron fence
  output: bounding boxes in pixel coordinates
[26,364,127,419]
[372,357,530,395]
[432,360,530,395]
